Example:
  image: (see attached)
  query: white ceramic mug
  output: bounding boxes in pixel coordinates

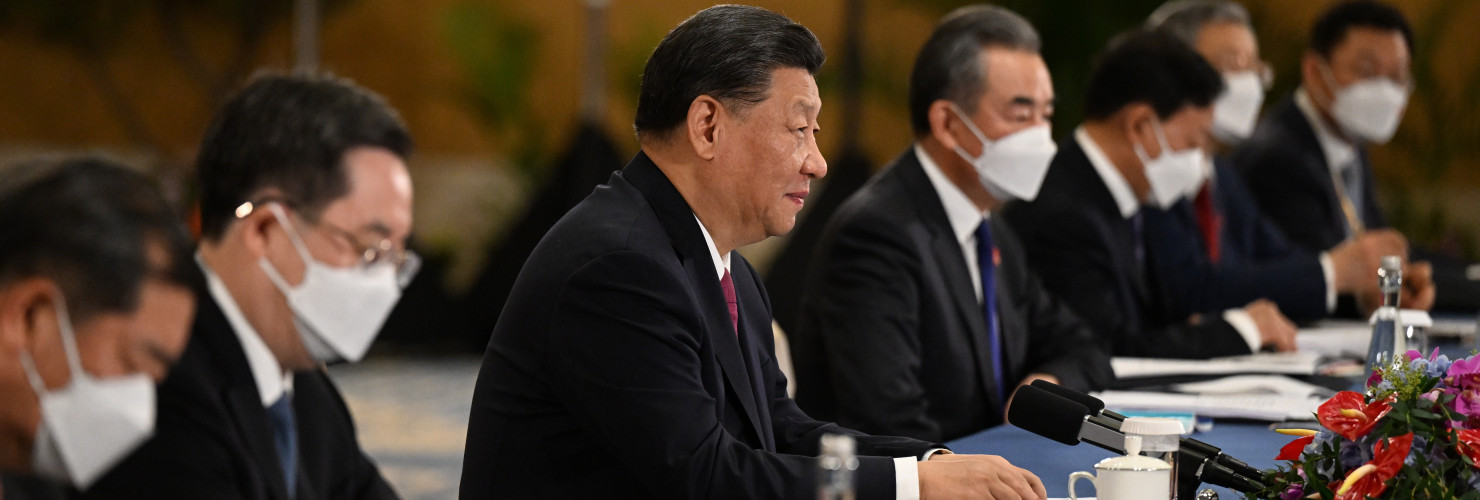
[1068,454,1172,500]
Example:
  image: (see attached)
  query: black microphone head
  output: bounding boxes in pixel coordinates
[1030,379,1105,414]
[1008,385,1092,446]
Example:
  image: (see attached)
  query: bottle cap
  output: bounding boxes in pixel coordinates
[1120,417,1184,436]
[1381,255,1402,271]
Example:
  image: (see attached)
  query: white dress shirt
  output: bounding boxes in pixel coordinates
[1074,128,1264,352]
[693,216,934,500]
[915,144,992,303]
[199,258,293,407]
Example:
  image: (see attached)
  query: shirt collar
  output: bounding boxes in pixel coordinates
[914,143,989,244]
[1295,87,1358,173]
[197,256,293,407]
[694,215,730,280]
[1075,126,1141,219]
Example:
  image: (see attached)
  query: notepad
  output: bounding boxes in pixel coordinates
[1110,351,1321,379]
[1095,390,1322,421]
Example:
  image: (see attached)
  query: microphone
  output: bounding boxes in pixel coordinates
[1029,380,1265,481]
[1008,384,1264,493]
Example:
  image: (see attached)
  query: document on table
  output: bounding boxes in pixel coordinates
[1110,351,1321,378]
[1095,390,1322,421]
[1295,320,1370,359]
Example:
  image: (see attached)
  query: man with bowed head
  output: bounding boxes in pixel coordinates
[0,158,198,495]
[462,5,1046,499]
[84,73,415,499]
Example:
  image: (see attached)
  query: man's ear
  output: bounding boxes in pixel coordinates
[1301,51,1328,105]
[927,100,967,154]
[233,193,288,259]
[686,95,723,161]
[1119,103,1158,158]
[0,278,60,360]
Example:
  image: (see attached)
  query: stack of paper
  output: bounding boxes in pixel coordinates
[1110,351,1321,379]
[1095,390,1322,421]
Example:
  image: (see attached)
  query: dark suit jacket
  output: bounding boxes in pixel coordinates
[1141,157,1328,322]
[791,149,1112,443]
[459,153,939,499]
[81,286,397,500]
[1230,96,1384,252]
[1002,137,1253,359]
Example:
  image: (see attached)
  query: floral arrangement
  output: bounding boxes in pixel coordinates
[1248,349,1480,499]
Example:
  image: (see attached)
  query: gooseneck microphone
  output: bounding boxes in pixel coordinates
[1028,380,1265,482]
[1008,384,1265,494]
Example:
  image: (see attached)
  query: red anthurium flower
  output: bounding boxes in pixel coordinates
[1329,433,1413,500]
[1277,435,1315,461]
[1318,392,1393,441]
[1456,429,1480,466]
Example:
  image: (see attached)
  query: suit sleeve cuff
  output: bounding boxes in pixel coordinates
[1319,252,1337,313]
[1223,309,1262,352]
[894,456,920,500]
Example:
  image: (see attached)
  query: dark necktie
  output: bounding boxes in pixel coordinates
[720,269,738,335]
[267,394,298,498]
[1339,162,1365,235]
[1131,212,1146,271]
[1193,183,1223,264]
[974,221,1006,403]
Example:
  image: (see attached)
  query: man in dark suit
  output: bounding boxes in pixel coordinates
[791,5,1110,444]
[461,6,1047,500]
[1139,0,1406,322]
[1004,29,1300,359]
[1230,0,1445,312]
[83,74,412,499]
[0,158,198,496]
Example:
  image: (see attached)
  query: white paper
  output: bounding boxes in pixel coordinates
[1295,320,1370,359]
[1095,390,1321,421]
[1171,374,1330,398]
[1110,351,1321,379]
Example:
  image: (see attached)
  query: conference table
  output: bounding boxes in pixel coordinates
[947,418,1280,499]
[946,320,1478,499]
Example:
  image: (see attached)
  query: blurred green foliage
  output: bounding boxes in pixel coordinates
[442,0,546,180]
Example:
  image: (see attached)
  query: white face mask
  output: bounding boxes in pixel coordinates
[1211,71,1265,143]
[1318,61,1409,144]
[1134,119,1208,209]
[949,104,1058,202]
[20,295,155,490]
[257,204,409,364]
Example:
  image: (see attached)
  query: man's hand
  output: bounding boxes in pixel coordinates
[1402,260,1436,311]
[1244,299,1297,352]
[1330,229,1408,293]
[919,454,1047,500]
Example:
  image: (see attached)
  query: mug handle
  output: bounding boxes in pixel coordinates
[1068,471,1096,500]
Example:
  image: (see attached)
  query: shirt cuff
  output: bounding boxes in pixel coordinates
[1223,309,1262,352]
[1319,252,1337,313]
[894,456,920,500]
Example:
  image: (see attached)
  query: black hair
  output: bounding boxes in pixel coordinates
[1146,0,1253,47]
[1084,29,1225,121]
[196,71,412,240]
[633,4,825,141]
[1309,0,1414,59]
[909,4,1041,135]
[0,157,200,323]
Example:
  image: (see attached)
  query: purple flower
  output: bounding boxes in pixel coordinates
[1447,356,1480,391]
[1449,389,1480,421]
[1279,483,1305,500]
[1339,438,1374,470]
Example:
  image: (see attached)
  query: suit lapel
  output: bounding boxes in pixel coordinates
[1280,99,1349,240]
[194,294,292,500]
[896,154,1002,409]
[730,262,777,451]
[622,153,767,446]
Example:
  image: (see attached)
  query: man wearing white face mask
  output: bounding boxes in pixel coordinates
[81,73,410,500]
[1137,0,1411,325]
[791,5,1111,443]
[0,158,198,496]
[1232,0,1452,313]
[1004,29,1300,359]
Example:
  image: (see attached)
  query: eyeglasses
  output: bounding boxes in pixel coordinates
[236,200,421,287]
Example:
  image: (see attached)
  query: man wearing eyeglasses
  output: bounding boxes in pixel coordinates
[1230,0,1444,313]
[1136,0,1412,324]
[81,73,412,500]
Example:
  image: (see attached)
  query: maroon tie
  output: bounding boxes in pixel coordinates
[720,270,738,335]
[1193,183,1223,264]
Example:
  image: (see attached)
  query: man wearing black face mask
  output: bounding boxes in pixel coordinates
[0,158,198,497]
[82,73,413,500]
[790,5,1111,444]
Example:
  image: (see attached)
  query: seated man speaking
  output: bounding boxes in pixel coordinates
[461,5,1046,500]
